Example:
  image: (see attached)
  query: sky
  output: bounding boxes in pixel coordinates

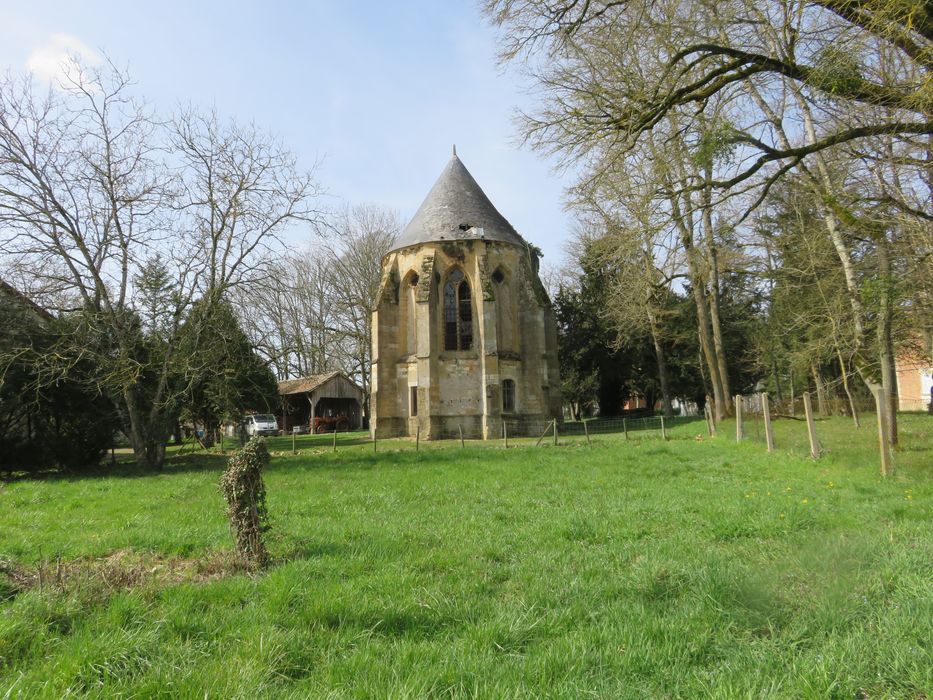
[0,0,575,265]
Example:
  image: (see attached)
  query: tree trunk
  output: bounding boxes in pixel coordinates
[770,361,782,404]
[836,350,861,428]
[123,386,167,471]
[648,312,674,417]
[689,262,726,421]
[811,362,828,417]
[203,420,217,449]
[877,239,899,446]
[701,169,732,410]
[668,183,726,421]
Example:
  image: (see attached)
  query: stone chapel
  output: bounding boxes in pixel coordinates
[370,150,562,439]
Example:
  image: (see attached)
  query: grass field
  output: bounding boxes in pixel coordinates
[1,415,931,698]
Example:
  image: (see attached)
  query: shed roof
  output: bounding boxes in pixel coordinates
[389,152,526,253]
[277,371,363,396]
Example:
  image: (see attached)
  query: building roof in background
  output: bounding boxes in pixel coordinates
[278,371,363,396]
[389,151,527,253]
[0,279,53,320]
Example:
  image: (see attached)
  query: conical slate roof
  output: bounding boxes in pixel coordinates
[390,152,526,252]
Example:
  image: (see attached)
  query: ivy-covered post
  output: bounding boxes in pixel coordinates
[220,436,271,569]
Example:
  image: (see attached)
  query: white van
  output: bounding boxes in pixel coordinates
[241,414,279,437]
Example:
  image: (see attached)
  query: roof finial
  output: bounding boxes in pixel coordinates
[452,144,457,158]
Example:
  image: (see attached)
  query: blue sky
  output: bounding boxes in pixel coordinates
[0,0,574,265]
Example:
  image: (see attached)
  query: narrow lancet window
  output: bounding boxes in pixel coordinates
[443,269,472,351]
[502,379,515,412]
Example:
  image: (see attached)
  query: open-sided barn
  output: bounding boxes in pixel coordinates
[278,371,365,433]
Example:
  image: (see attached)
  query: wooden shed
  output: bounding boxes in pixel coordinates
[278,372,365,432]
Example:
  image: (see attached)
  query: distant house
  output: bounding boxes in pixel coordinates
[895,348,932,412]
[278,371,365,432]
[0,280,53,450]
[0,279,53,322]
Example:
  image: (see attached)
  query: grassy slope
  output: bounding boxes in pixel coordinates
[0,416,931,698]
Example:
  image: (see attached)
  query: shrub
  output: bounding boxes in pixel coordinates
[219,437,270,569]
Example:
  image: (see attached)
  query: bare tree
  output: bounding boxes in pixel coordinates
[485,0,932,195]
[324,204,399,417]
[486,0,931,444]
[0,61,322,469]
[236,203,399,423]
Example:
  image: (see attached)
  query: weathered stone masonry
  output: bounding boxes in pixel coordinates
[371,152,561,439]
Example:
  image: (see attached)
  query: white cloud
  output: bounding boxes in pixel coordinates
[26,33,102,86]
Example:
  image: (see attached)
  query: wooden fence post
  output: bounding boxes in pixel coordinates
[660,416,667,441]
[459,424,464,448]
[735,395,744,442]
[373,432,377,453]
[623,418,629,441]
[583,419,591,446]
[292,430,297,455]
[535,420,551,447]
[332,428,337,452]
[503,421,509,448]
[872,386,893,477]
[416,423,420,452]
[704,403,715,437]
[761,392,775,453]
[803,392,821,459]
[552,419,558,446]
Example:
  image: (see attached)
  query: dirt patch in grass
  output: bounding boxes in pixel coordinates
[0,549,243,599]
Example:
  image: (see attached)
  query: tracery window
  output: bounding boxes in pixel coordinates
[443,269,472,351]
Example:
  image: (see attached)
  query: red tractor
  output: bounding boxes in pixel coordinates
[313,415,350,433]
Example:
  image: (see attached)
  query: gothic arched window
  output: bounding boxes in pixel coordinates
[443,269,472,351]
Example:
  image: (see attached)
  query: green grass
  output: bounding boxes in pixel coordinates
[1,416,931,698]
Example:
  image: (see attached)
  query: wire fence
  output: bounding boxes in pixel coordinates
[733,390,931,476]
[768,395,931,419]
[207,392,926,480]
[155,413,708,461]
[371,413,707,447]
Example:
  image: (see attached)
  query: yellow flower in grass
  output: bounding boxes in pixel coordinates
[779,513,785,519]
[801,499,809,504]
